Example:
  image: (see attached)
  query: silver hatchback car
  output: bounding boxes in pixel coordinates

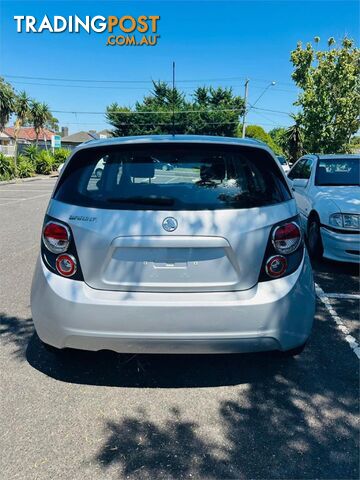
[31,135,315,356]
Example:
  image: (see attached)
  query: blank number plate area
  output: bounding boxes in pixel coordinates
[100,236,241,292]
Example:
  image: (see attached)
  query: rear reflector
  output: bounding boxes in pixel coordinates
[265,255,287,278]
[272,222,301,254]
[43,222,70,253]
[56,254,77,277]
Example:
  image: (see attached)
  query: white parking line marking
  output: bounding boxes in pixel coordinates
[315,283,360,359]
[323,293,360,300]
[0,197,26,200]
[0,188,53,192]
[164,176,177,184]
[0,193,49,207]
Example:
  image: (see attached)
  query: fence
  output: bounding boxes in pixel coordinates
[0,145,16,156]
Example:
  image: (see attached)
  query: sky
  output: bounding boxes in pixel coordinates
[0,0,359,134]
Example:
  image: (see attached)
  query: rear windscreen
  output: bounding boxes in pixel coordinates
[54,143,291,210]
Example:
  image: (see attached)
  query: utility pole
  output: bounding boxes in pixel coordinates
[241,78,249,138]
[172,61,176,136]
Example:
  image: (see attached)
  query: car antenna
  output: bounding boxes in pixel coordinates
[172,61,176,137]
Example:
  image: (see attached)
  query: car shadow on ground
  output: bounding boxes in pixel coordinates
[311,257,359,293]
[25,332,286,388]
[0,304,359,479]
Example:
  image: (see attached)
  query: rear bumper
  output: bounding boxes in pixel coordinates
[321,227,360,264]
[31,254,315,354]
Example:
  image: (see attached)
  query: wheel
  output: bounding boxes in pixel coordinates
[307,216,323,258]
[278,342,307,358]
[95,168,103,178]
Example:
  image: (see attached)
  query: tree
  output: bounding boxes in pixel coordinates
[13,91,31,168]
[349,135,360,153]
[0,77,16,131]
[268,127,287,154]
[290,36,360,153]
[239,124,283,154]
[106,81,245,137]
[31,101,51,145]
[285,114,304,163]
[24,113,59,132]
[46,114,59,132]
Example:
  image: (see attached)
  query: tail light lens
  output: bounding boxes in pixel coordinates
[265,255,288,278]
[259,217,304,282]
[43,222,70,253]
[41,215,84,281]
[56,254,77,277]
[272,222,301,254]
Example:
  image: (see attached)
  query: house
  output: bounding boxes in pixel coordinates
[2,127,56,155]
[61,129,112,149]
[0,130,15,156]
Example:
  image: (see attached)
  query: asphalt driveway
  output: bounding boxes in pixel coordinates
[0,178,358,480]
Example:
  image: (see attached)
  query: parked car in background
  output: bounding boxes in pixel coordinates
[277,155,290,174]
[31,135,315,358]
[152,158,174,171]
[288,154,360,263]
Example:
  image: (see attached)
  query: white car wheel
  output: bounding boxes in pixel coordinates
[308,217,323,258]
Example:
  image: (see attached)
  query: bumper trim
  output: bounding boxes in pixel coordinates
[321,227,360,264]
[64,335,281,354]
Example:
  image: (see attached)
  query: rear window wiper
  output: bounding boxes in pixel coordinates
[106,196,175,206]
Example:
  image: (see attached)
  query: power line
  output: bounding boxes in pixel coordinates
[2,73,298,89]
[9,79,298,94]
[10,81,155,91]
[51,107,290,116]
[251,106,290,116]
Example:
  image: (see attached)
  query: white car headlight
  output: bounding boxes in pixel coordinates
[329,213,343,228]
[329,213,359,230]
[343,214,359,229]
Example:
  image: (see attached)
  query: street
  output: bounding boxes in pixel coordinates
[0,177,359,480]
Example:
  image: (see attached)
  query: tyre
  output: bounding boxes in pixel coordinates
[307,216,323,259]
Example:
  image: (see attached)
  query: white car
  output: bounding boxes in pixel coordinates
[288,154,360,263]
[277,155,290,174]
[31,135,315,356]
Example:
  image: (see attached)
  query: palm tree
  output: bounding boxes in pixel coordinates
[286,114,305,164]
[31,101,50,146]
[0,78,16,131]
[13,91,31,168]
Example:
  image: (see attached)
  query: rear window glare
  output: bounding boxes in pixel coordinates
[54,143,291,210]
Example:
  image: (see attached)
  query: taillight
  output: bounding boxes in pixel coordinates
[43,222,70,253]
[258,216,304,283]
[56,254,77,277]
[41,215,83,281]
[265,255,288,278]
[272,222,301,254]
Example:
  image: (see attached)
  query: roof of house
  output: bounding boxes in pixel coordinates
[97,129,112,137]
[0,130,11,139]
[4,127,55,141]
[62,130,112,144]
[61,131,98,144]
